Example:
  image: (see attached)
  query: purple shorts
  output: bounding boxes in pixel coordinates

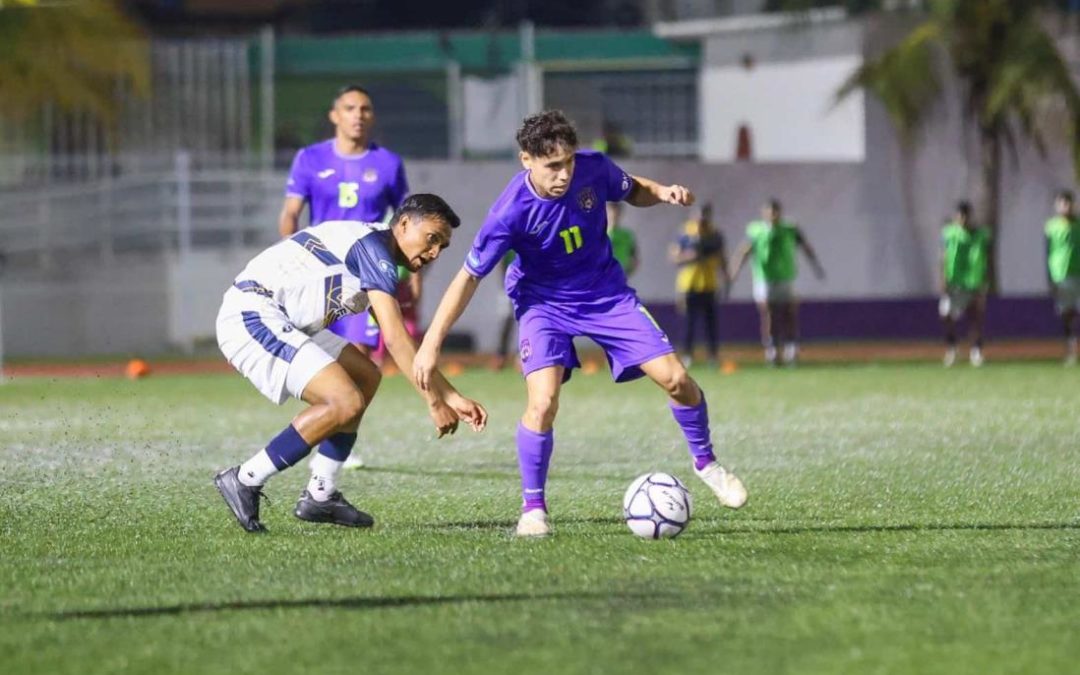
[328,312,380,348]
[516,292,673,383]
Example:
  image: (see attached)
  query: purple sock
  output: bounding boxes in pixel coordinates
[318,432,357,461]
[669,395,716,471]
[265,424,313,470]
[517,422,554,512]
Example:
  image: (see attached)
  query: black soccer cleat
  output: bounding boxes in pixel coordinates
[214,466,268,533]
[294,490,374,528]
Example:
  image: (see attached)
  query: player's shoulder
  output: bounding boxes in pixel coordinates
[298,139,334,159]
[487,171,532,222]
[368,143,403,164]
[746,220,766,235]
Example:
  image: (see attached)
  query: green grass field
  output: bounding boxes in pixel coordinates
[2,362,1078,674]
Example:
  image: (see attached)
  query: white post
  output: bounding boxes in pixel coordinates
[176,150,192,257]
[446,60,464,160]
[518,21,543,117]
[175,150,194,354]
[260,25,275,172]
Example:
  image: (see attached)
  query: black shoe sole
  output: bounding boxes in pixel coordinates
[293,505,374,528]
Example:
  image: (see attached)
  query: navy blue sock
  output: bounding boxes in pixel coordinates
[318,432,358,461]
[265,424,313,470]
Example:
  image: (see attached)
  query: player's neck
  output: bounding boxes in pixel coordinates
[334,135,371,157]
[525,172,558,201]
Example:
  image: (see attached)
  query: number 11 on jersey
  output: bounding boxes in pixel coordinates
[559,225,583,254]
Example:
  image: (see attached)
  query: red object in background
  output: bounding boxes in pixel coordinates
[736,124,754,162]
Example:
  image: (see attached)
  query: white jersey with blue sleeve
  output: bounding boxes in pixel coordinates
[232,220,400,335]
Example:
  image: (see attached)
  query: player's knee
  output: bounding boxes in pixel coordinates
[661,368,693,399]
[525,394,559,428]
[330,388,366,427]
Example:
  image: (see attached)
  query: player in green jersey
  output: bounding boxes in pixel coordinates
[1044,190,1080,364]
[730,198,824,366]
[607,202,639,277]
[938,201,991,367]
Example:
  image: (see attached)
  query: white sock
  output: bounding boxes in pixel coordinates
[238,450,279,487]
[307,453,344,501]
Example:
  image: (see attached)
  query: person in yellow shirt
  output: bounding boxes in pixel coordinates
[669,203,728,366]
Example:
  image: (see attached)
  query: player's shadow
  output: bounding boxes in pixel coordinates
[41,590,667,622]
[427,516,625,531]
[361,466,625,482]
[688,521,1080,537]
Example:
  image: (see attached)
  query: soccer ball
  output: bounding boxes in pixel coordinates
[623,472,693,539]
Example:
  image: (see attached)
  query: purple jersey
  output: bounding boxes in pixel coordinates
[465,150,635,308]
[285,140,409,226]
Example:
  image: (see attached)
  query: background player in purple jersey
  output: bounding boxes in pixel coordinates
[278,84,410,467]
[413,110,747,537]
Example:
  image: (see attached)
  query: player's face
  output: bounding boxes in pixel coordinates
[330,91,375,143]
[763,205,780,223]
[521,145,576,198]
[395,215,452,272]
[1057,197,1073,217]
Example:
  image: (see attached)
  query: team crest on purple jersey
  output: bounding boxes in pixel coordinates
[577,187,598,212]
[520,338,532,362]
[362,168,379,183]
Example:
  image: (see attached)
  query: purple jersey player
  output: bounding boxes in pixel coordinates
[414,110,748,537]
[279,85,409,347]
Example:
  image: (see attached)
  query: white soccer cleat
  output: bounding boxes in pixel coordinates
[969,347,984,368]
[764,345,778,366]
[943,347,957,368]
[782,343,799,367]
[515,508,551,537]
[1066,338,1078,366]
[694,462,748,509]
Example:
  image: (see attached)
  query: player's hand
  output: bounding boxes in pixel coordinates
[661,184,695,207]
[428,399,460,438]
[413,343,439,392]
[447,393,488,432]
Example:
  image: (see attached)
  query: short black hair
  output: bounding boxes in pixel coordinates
[516,110,579,157]
[1057,190,1074,203]
[393,193,460,230]
[765,198,782,211]
[333,84,373,108]
[956,200,972,217]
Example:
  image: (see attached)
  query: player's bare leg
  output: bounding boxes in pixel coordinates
[968,295,986,367]
[291,361,376,527]
[335,344,380,469]
[1063,309,1078,365]
[639,353,747,509]
[942,313,958,367]
[515,365,563,537]
[216,360,369,532]
[780,300,799,366]
[757,302,777,365]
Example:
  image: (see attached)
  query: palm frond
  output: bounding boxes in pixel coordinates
[836,20,943,139]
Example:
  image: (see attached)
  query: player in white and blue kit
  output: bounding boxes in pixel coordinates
[214,194,487,533]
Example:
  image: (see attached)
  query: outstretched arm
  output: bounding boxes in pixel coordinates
[413,267,482,391]
[797,231,825,279]
[369,290,487,436]
[625,175,695,208]
[278,196,306,238]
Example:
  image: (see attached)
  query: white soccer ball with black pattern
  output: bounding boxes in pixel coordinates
[623,472,693,539]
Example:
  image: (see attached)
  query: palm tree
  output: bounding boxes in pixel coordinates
[836,0,1080,289]
[0,0,149,129]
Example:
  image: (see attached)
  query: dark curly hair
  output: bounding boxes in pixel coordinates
[516,110,579,157]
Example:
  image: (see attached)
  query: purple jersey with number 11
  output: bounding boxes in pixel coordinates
[465,151,635,308]
[466,150,672,383]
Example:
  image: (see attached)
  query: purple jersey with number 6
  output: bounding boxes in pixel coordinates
[465,150,673,382]
[285,140,408,226]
